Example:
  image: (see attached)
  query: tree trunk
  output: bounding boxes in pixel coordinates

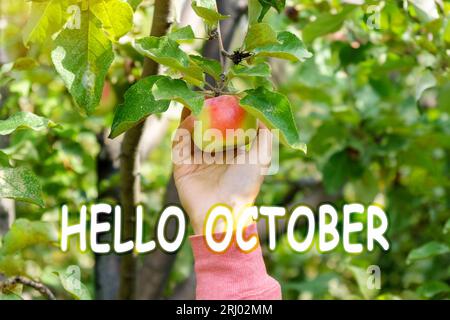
[118,0,172,300]
[135,175,180,299]
[135,0,247,300]
[95,132,122,299]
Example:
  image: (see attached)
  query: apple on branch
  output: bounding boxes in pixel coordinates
[193,95,258,152]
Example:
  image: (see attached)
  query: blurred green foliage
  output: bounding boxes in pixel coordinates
[0,0,449,300]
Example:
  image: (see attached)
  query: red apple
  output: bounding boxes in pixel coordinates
[193,95,258,152]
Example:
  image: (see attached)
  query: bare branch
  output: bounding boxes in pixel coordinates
[0,276,56,300]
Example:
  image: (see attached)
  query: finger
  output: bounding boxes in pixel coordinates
[255,126,273,168]
[248,126,273,167]
[234,126,272,167]
[257,121,273,163]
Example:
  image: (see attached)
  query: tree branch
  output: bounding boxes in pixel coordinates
[136,0,245,300]
[0,276,56,300]
[118,0,172,300]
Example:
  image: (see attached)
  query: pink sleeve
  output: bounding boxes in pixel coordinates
[189,223,282,300]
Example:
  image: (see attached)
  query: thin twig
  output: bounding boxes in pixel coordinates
[201,81,217,92]
[217,27,225,68]
[0,276,56,300]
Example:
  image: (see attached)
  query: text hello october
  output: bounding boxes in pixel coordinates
[60,203,390,254]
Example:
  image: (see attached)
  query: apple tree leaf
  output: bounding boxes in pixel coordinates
[53,271,92,300]
[190,55,222,81]
[0,167,44,207]
[302,5,356,44]
[253,31,312,62]
[407,242,450,264]
[191,0,229,26]
[23,0,69,46]
[110,75,170,139]
[244,23,279,51]
[90,0,134,41]
[229,62,271,78]
[1,219,57,255]
[51,11,114,115]
[134,36,204,85]
[240,87,305,152]
[256,0,286,22]
[0,112,57,135]
[152,77,204,115]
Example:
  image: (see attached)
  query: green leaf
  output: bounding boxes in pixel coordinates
[229,62,271,78]
[0,112,57,135]
[127,0,143,10]
[444,219,450,234]
[152,77,204,115]
[51,11,114,115]
[12,57,39,71]
[53,271,91,300]
[23,0,69,46]
[244,23,279,51]
[168,26,196,41]
[253,31,312,62]
[0,292,23,301]
[259,0,285,12]
[134,36,204,85]
[134,36,189,67]
[190,55,222,81]
[191,0,229,26]
[407,241,450,264]
[417,281,450,299]
[0,151,9,167]
[438,82,450,113]
[302,6,356,44]
[283,273,337,298]
[349,266,377,300]
[416,71,436,101]
[350,170,379,204]
[322,149,364,194]
[409,0,439,23]
[0,167,44,207]
[110,75,170,139]
[240,87,305,152]
[444,20,450,43]
[90,0,134,40]
[257,0,286,22]
[0,255,25,277]
[248,0,263,25]
[1,219,57,255]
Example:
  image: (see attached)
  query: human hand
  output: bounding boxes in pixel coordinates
[172,109,273,235]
